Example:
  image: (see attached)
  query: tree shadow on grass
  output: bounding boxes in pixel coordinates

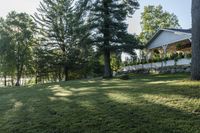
[0,77,200,133]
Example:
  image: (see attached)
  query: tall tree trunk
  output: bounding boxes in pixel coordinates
[103,50,112,78]
[58,66,62,81]
[35,76,38,84]
[64,64,69,81]
[4,75,7,86]
[15,64,23,86]
[103,0,112,78]
[15,73,21,86]
[191,0,200,80]
[11,76,14,86]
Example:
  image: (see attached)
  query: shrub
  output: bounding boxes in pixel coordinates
[178,52,184,59]
[118,74,130,80]
[142,60,148,64]
[185,53,192,58]
[170,53,178,60]
[148,59,153,63]
[174,57,179,62]
[176,43,182,50]
[163,56,169,62]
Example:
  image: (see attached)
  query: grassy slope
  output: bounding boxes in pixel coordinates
[0,74,200,133]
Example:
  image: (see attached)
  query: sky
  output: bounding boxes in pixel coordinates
[128,0,192,34]
[0,0,192,35]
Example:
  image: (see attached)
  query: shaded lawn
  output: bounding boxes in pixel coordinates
[0,73,200,133]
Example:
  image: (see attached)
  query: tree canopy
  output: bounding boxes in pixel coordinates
[86,0,140,78]
[0,0,141,86]
[139,5,180,45]
[0,11,36,86]
[34,0,92,81]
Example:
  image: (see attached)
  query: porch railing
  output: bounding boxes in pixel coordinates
[122,58,191,72]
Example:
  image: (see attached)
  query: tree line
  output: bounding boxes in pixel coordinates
[1,0,199,86]
[0,0,140,86]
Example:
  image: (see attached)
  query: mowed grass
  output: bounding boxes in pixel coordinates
[0,74,200,133]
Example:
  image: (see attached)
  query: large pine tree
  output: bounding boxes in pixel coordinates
[87,0,139,78]
[34,0,90,81]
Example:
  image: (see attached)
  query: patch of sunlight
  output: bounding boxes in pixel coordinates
[13,101,23,111]
[48,96,69,102]
[107,92,132,103]
[78,91,96,96]
[87,80,99,83]
[27,106,35,113]
[69,87,95,91]
[6,99,23,117]
[147,80,176,85]
[50,85,72,97]
[9,99,23,111]
[10,98,16,103]
[3,100,24,120]
[142,94,200,113]
[168,80,200,86]
[101,85,131,89]
[80,100,96,111]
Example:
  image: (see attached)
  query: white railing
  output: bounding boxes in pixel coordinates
[122,58,191,72]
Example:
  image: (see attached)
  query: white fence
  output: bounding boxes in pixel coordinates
[122,58,191,72]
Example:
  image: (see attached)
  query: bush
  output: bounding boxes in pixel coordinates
[142,60,147,64]
[163,56,169,62]
[176,43,182,50]
[170,53,178,60]
[178,52,184,59]
[185,53,192,58]
[118,74,130,80]
[148,59,153,63]
[121,52,192,66]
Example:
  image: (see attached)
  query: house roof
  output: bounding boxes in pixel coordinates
[166,28,191,34]
[146,28,192,49]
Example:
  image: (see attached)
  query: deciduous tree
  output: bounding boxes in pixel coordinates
[140,5,180,44]
[0,12,36,86]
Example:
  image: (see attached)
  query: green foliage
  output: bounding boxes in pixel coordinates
[122,52,192,66]
[118,74,130,80]
[176,43,191,50]
[0,11,36,86]
[185,53,192,58]
[34,0,92,81]
[0,0,140,84]
[111,53,122,72]
[0,18,16,77]
[139,5,180,45]
[176,43,182,50]
[178,52,184,59]
[87,0,140,78]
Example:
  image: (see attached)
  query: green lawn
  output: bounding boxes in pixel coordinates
[0,74,200,133]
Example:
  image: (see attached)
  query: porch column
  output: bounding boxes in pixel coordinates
[162,44,168,58]
[146,49,152,61]
[162,44,168,67]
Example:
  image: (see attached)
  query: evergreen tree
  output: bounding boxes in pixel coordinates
[87,0,139,78]
[34,0,90,81]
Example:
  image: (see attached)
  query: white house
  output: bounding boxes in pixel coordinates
[147,28,192,57]
[122,28,192,72]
